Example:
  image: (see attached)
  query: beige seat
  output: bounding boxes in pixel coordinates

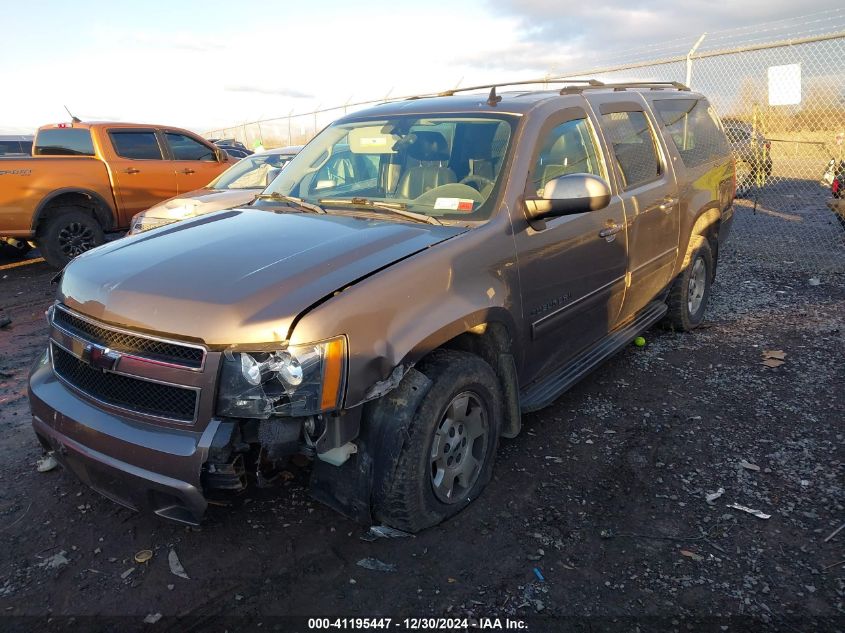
[396,131,456,199]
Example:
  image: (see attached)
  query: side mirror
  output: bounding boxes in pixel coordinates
[524,173,611,221]
[214,147,228,162]
[265,167,282,186]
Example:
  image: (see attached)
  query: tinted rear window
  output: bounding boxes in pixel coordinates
[653,99,731,168]
[601,111,661,189]
[34,129,95,156]
[109,131,163,160]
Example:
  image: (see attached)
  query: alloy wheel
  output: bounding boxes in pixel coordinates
[430,391,489,504]
[58,222,96,258]
[687,256,707,315]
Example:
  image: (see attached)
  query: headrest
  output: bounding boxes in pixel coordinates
[405,131,450,162]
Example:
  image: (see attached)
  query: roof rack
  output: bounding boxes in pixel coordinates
[405,79,689,103]
[560,81,690,94]
[405,79,605,101]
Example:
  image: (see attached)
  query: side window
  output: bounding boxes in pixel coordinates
[653,99,731,168]
[532,118,603,196]
[34,129,95,156]
[165,133,216,161]
[109,131,163,160]
[600,111,661,189]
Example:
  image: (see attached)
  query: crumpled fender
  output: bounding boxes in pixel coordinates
[309,367,433,524]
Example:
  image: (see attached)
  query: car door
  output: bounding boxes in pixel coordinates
[588,95,679,322]
[514,107,628,380]
[106,128,179,222]
[163,131,227,194]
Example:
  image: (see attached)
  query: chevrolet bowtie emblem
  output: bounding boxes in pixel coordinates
[81,343,121,372]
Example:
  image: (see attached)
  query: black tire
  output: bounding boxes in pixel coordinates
[662,238,713,332]
[38,208,105,269]
[374,349,502,533]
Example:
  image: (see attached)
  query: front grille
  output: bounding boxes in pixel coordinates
[51,343,198,422]
[52,307,204,369]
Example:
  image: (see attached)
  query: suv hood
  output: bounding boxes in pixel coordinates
[60,209,466,346]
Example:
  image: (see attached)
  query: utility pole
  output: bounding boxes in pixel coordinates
[685,32,707,88]
[288,109,293,147]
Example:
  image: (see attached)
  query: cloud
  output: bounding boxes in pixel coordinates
[475,0,845,73]
[224,85,314,99]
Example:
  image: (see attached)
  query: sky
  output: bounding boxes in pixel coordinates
[1,0,842,134]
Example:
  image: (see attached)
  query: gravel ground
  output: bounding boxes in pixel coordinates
[0,195,843,632]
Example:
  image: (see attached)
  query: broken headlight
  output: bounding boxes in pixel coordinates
[128,215,179,235]
[216,337,346,418]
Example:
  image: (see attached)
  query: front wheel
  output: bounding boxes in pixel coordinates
[662,239,713,331]
[38,208,105,269]
[374,349,502,533]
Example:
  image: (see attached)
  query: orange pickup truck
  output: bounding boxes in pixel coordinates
[0,122,235,267]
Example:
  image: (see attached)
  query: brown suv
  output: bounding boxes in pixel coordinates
[29,81,735,531]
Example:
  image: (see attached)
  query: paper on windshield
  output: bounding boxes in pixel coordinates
[434,198,474,212]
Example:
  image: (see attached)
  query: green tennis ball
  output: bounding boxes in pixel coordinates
[634,336,646,347]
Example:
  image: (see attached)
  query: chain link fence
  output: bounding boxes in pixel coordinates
[556,30,845,274]
[206,14,845,274]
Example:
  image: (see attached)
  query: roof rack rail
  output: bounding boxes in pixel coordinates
[403,79,690,102]
[560,81,690,94]
[405,78,605,101]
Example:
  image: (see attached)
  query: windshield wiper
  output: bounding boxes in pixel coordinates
[318,197,443,226]
[255,192,326,214]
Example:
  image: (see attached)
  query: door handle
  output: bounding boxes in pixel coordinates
[178,168,196,175]
[659,196,678,211]
[599,223,623,240]
[123,168,140,174]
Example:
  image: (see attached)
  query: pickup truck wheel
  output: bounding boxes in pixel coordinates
[662,239,713,332]
[39,208,105,268]
[374,350,502,533]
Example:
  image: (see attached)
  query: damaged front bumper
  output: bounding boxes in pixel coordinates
[29,354,364,524]
[30,357,220,525]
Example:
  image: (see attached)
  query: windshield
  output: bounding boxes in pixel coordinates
[211,152,298,190]
[264,115,516,221]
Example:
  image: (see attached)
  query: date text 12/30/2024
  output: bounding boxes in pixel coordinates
[308,618,528,630]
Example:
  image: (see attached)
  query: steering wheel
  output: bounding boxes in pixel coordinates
[459,175,494,192]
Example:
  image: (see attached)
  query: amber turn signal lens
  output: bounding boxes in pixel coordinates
[320,337,345,411]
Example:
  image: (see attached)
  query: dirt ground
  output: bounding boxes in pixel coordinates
[0,198,843,632]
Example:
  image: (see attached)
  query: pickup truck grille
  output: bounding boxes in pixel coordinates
[52,306,205,369]
[51,343,199,422]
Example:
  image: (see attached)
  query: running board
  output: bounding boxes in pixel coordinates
[519,301,668,413]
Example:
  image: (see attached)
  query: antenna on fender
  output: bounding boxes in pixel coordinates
[64,105,81,124]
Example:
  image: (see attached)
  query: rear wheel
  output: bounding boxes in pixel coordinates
[662,239,713,332]
[38,208,105,268]
[374,349,502,533]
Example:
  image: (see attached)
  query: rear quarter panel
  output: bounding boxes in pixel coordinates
[643,94,734,274]
[0,157,115,237]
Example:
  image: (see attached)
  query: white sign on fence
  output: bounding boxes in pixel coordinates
[767,63,802,106]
